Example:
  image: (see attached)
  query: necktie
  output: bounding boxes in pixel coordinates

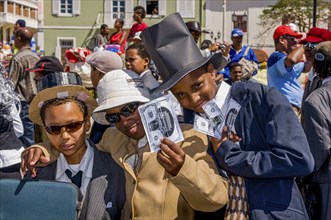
[65,169,82,188]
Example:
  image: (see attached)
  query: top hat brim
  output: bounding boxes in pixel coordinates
[151,52,222,94]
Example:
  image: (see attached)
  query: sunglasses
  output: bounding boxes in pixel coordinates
[45,121,84,135]
[105,102,140,123]
[304,42,317,49]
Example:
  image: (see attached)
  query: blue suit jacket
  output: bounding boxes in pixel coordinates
[214,81,314,219]
[28,139,126,220]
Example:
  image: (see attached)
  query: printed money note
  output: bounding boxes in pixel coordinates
[138,94,184,152]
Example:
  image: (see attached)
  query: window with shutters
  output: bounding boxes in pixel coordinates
[112,0,126,19]
[138,0,166,17]
[52,0,80,16]
[176,0,194,18]
[56,38,75,63]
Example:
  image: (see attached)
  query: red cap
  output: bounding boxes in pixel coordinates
[299,27,331,44]
[273,25,303,40]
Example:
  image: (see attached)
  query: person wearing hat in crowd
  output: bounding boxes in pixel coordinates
[302,41,331,220]
[8,28,40,147]
[27,56,64,142]
[25,71,126,219]
[298,27,331,125]
[132,31,142,44]
[219,28,259,79]
[21,69,228,219]
[86,50,123,144]
[127,6,148,43]
[267,25,312,116]
[186,21,230,60]
[28,56,64,82]
[0,73,24,179]
[10,19,37,54]
[139,13,313,219]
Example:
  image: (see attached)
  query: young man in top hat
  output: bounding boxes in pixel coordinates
[267,25,312,116]
[141,13,313,219]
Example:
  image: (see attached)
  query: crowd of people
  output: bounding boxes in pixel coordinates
[0,7,330,220]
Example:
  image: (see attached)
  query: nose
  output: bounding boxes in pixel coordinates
[60,127,70,138]
[189,92,201,105]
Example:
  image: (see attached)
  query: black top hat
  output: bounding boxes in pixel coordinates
[141,13,221,93]
[28,56,64,74]
[185,21,210,34]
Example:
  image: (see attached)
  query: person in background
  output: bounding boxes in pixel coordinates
[132,31,142,45]
[127,6,148,43]
[267,25,312,116]
[302,41,331,220]
[0,74,24,179]
[26,71,126,219]
[86,50,123,144]
[225,62,243,85]
[8,28,40,147]
[142,12,314,220]
[96,24,110,48]
[220,28,259,79]
[109,18,128,55]
[28,56,64,82]
[10,19,37,54]
[298,27,331,126]
[125,43,160,96]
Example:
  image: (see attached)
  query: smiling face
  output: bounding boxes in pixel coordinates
[170,64,218,113]
[105,103,146,140]
[43,100,89,164]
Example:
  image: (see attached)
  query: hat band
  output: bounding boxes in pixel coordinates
[37,72,82,92]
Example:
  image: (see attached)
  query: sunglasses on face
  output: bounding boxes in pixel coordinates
[105,102,140,123]
[304,42,317,49]
[45,121,84,135]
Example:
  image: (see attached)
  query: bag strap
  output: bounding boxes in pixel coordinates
[243,46,250,57]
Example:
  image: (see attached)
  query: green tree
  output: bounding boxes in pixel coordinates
[259,0,331,36]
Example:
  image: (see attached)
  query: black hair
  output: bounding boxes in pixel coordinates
[134,6,146,19]
[229,62,242,71]
[127,44,150,61]
[116,18,124,27]
[314,60,331,79]
[101,24,108,30]
[40,97,88,126]
[200,40,212,50]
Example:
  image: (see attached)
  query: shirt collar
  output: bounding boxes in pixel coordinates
[57,139,94,178]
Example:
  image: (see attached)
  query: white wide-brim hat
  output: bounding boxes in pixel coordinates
[92,69,151,125]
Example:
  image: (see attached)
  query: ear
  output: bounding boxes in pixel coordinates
[207,63,216,79]
[144,57,150,68]
[84,118,91,132]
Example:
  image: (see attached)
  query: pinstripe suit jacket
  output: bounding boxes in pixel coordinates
[30,139,126,220]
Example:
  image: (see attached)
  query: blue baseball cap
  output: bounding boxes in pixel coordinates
[231,28,243,37]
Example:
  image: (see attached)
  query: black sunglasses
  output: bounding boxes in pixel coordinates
[105,102,140,123]
[304,42,317,49]
[45,121,84,135]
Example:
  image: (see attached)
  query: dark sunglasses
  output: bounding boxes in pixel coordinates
[105,102,140,123]
[45,121,84,135]
[304,42,317,49]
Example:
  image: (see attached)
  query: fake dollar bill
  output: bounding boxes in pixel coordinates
[138,94,184,152]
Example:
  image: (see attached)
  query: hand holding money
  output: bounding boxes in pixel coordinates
[210,126,241,153]
[157,138,186,176]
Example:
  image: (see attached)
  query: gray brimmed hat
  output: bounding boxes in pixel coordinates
[141,13,222,93]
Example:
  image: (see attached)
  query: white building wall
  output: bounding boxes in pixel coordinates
[206,0,278,53]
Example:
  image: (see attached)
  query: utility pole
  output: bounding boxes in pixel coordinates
[313,0,317,27]
[223,0,226,41]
